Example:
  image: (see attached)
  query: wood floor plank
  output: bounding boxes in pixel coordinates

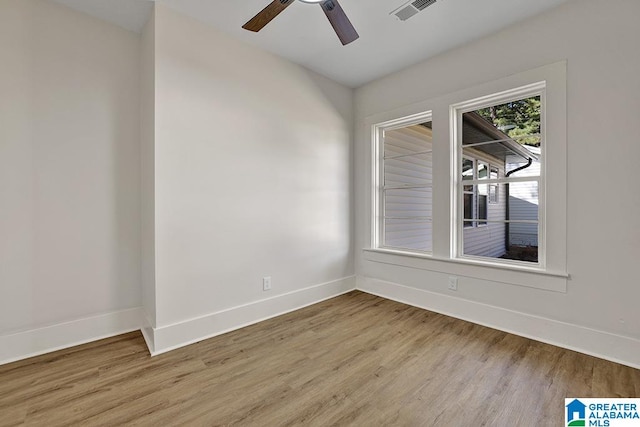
[592,357,637,397]
[1,291,638,426]
[0,405,27,427]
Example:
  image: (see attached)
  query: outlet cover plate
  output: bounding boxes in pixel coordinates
[263,276,272,291]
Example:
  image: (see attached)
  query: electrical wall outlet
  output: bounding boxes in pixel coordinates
[263,276,272,291]
[448,276,458,291]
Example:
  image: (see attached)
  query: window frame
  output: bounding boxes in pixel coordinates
[452,82,546,269]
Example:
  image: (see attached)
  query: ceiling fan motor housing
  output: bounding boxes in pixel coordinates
[321,1,336,12]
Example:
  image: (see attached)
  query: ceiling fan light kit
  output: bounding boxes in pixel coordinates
[242,0,359,46]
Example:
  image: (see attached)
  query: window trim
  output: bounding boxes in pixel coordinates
[451,82,546,268]
[365,61,567,292]
[362,248,568,293]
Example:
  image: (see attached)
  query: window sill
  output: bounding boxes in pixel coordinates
[363,248,568,293]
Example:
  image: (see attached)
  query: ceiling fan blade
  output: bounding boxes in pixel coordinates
[320,0,359,45]
[243,0,295,32]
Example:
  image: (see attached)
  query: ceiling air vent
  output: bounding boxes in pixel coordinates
[391,0,437,21]
[412,0,437,11]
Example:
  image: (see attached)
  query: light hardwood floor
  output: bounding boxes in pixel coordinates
[1,291,638,426]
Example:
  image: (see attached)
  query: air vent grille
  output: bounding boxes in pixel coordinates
[411,0,436,11]
[391,0,438,21]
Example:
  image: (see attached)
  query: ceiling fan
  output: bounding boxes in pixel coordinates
[242,0,359,46]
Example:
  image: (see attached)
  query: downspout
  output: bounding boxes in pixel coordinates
[505,157,533,254]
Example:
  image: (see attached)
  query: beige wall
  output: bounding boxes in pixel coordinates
[140,6,156,330]
[0,0,141,334]
[152,4,354,330]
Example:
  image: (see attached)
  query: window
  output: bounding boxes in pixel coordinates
[373,86,545,266]
[489,166,499,204]
[454,86,543,265]
[462,158,489,228]
[375,113,433,253]
[368,61,567,289]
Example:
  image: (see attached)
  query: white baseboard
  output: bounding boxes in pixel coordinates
[140,326,156,354]
[357,277,640,370]
[149,276,356,356]
[7,276,634,371]
[0,308,145,366]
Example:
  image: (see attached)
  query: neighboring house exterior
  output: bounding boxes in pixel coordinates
[461,144,507,259]
[383,124,434,252]
[382,112,538,259]
[506,145,540,247]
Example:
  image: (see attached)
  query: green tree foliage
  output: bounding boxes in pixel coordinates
[476,96,541,146]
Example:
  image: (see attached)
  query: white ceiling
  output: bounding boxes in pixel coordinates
[51,0,570,88]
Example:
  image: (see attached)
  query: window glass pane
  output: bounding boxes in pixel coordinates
[505,181,539,262]
[490,166,499,179]
[462,158,474,181]
[462,181,538,263]
[463,193,473,228]
[462,95,541,179]
[384,188,432,219]
[506,181,539,219]
[462,142,541,179]
[506,151,541,178]
[384,152,432,187]
[472,96,541,144]
[459,93,542,264]
[489,184,499,204]
[381,121,433,252]
[384,123,432,157]
[478,162,488,179]
[384,218,432,252]
[462,218,506,259]
[478,194,488,224]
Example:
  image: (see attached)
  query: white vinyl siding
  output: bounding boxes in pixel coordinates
[382,124,433,252]
[462,147,506,258]
[507,149,540,246]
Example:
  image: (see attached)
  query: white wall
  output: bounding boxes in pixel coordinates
[150,5,354,342]
[0,0,141,343]
[355,0,640,365]
[140,7,157,330]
